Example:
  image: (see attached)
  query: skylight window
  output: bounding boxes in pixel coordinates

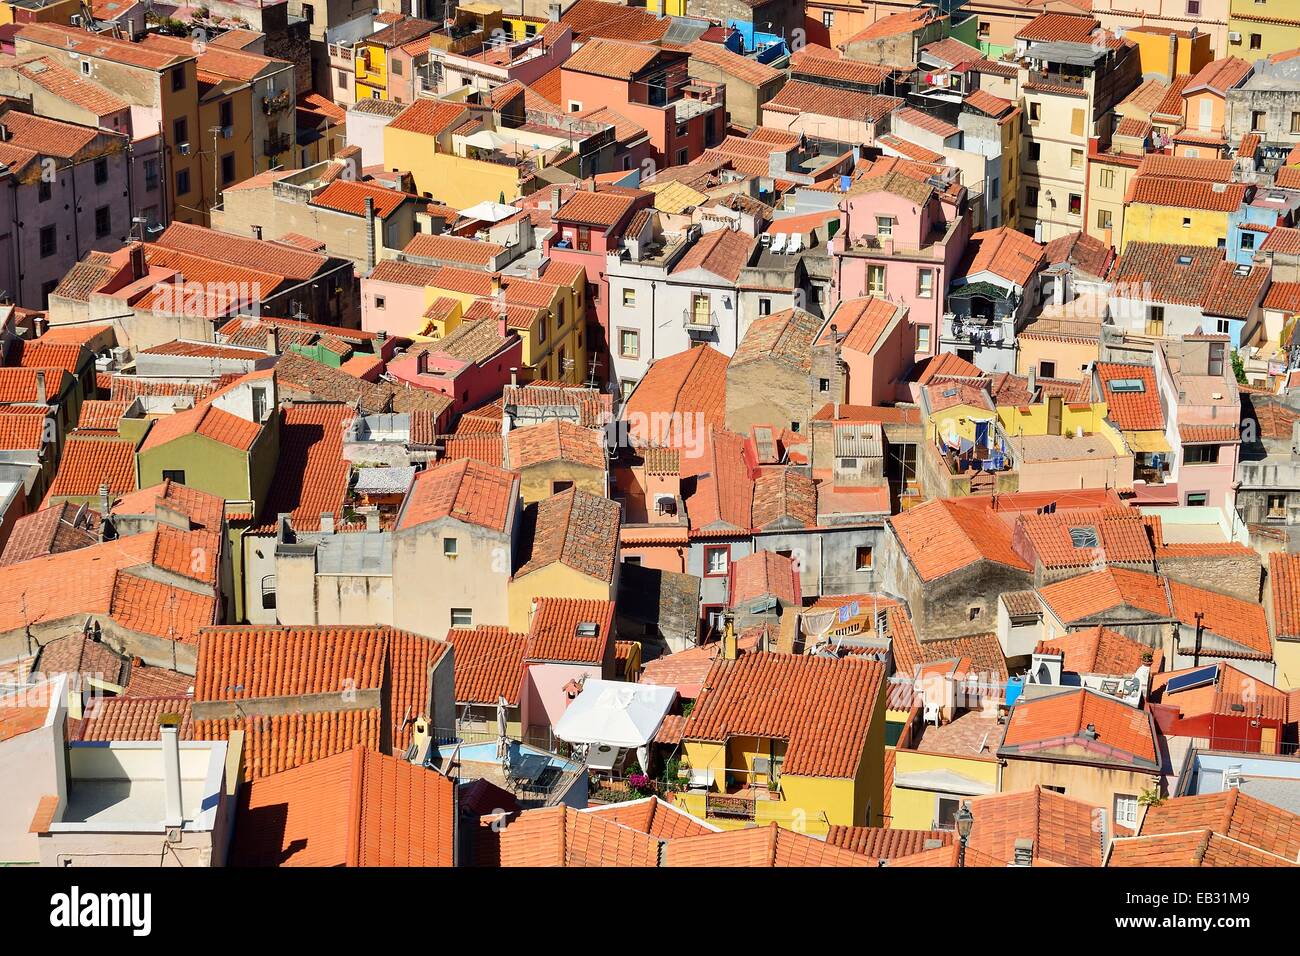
[1176,255,1193,266]
[1108,378,1145,393]
[1068,527,1099,548]
[576,622,600,637]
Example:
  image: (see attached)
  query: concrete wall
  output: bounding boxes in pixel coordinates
[392,518,511,636]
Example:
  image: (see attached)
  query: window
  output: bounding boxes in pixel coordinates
[39,226,56,259]
[876,216,894,238]
[1268,493,1288,517]
[93,157,108,185]
[162,469,186,483]
[1070,148,1083,169]
[619,329,639,358]
[855,546,873,571]
[819,378,830,393]
[916,324,931,352]
[1185,492,1208,507]
[1026,186,1039,208]
[1208,342,1225,377]
[620,378,638,401]
[551,480,573,494]
[1029,102,1041,123]
[1145,306,1164,337]
[391,58,403,75]
[221,153,236,186]
[375,295,386,310]
[917,269,934,298]
[758,298,771,316]
[38,179,52,203]
[1241,230,1257,251]
[1068,193,1082,216]
[371,89,380,99]
[1028,142,1041,162]
[1186,0,1200,13]
[978,19,990,37]
[95,206,111,238]
[338,70,348,88]
[968,604,983,621]
[1252,110,1267,131]
[577,226,591,251]
[81,60,91,76]
[622,288,635,307]
[935,796,962,830]
[144,158,159,192]
[1099,169,1114,193]
[303,2,313,21]
[1114,794,1139,827]
[173,117,188,145]
[676,148,688,165]
[252,387,268,421]
[1216,318,1231,335]
[1250,33,1262,50]
[171,68,185,92]
[1292,112,1300,134]
[443,537,458,557]
[704,546,728,576]
[1097,208,1113,231]
[451,608,473,627]
[261,575,276,610]
[1040,360,1056,379]
[1183,444,1219,464]
[568,100,583,112]
[867,264,886,295]
[822,11,833,27]
[1183,217,1193,228]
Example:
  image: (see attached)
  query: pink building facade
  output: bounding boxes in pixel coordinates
[831,173,971,362]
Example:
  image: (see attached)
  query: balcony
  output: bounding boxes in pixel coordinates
[262,90,294,115]
[683,308,718,333]
[705,792,756,820]
[263,132,292,157]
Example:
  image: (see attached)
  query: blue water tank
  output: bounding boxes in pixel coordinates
[1004,676,1024,707]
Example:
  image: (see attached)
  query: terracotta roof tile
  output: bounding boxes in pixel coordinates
[194,625,389,702]
[1035,626,1156,675]
[445,625,527,705]
[665,822,874,866]
[506,420,606,471]
[45,435,137,502]
[962,227,1045,287]
[582,796,716,839]
[1166,579,1270,658]
[486,804,660,866]
[730,307,820,370]
[310,180,414,218]
[398,457,516,533]
[623,345,728,447]
[1000,687,1159,768]
[889,498,1030,582]
[1135,153,1234,181]
[1038,567,1171,624]
[525,597,615,665]
[1096,362,1163,430]
[1109,829,1296,866]
[560,0,670,44]
[78,695,193,741]
[683,653,884,778]
[728,549,800,608]
[1271,552,1300,641]
[1138,790,1300,859]
[1016,12,1101,44]
[514,487,619,583]
[764,79,900,123]
[966,787,1108,866]
[825,825,951,860]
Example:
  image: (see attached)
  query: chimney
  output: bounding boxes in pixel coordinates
[722,613,738,661]
[266,326,280,355]
[550,185,562,211]
[1027,365,1037,394]
[498,308,508,338]
[364,507,380,532]
[130,242,146,280]
[34,369,47,405]
[320,511,335,534]
[99,481,111,520]
[364,196,377,272]
[510,367,518,387]
[1012,838,1034,866]
[160,713,184,828]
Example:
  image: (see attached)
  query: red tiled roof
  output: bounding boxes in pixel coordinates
[482,804,660,866]
[1271,552,1300,640]
[559,0,670,44]
[398,457,516,533]
[962,227,1045,287]
[964,88,1014,118]
[445,625,527,705]
[1035,626,1157,675]
[514,487,620,583]
[825,825,951,861]
[1262,227,1300,257]
[45,435,136,502]
[194,625,389,702]
[764,79,900,124]
[664,822,874,867]
[386,97,469,137]
[1166,579,1270,658]
[683,653,885,778]
[78,695,193,741]
[140,402,261,452]
[1135,153,1234,181]
[1137,790,1300,860]
[310,180,413,218]
[966,787,1108,866]
[788,45,894,87]
[623,346,727,447]
[1186,56,1253,94]
[728,549,800,608]
[1016,506,1154,569]
[843,7,943,44]
[525,597,615,665]
[231,746,453,866]
[1126,176,1250,212]
[1096,362,1163,430]
[582,796,716,839]
[889,498,1030,582]
[1001,687,1159,768]
[1016,12,1100,44]
[894,106,960,140]
[253,402,352,533]
[1037,567,1171,624]
[1109,830,1297,866]
[506,420,606,471]
[154,222,326,281]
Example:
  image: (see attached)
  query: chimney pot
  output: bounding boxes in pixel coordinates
[364,507,380,532]
[320,511,335,534]
[34,369,47,405]
[160,716,184,828]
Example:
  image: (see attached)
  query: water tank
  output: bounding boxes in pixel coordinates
[1004,675,1024,707]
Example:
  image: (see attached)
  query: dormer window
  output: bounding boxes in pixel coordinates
[576,621,599,638]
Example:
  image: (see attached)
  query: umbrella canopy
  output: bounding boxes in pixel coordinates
[553,679,676,749]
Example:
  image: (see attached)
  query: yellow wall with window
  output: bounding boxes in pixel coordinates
[355,42,389,100]
[384,127,523,206]
[1120,203,1232,251]
[1230,0,1300,60]
[889,749,1000,830]
[507,564,612,632]
[1128,28,1211,79]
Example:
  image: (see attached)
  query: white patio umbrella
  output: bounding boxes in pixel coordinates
[496,695,509,761]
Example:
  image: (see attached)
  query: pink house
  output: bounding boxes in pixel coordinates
[360,259,445,338]
[558,38,725,168]
[1155,339,1242,515]
[831,164,971,362]
[386,317,522,416]
[520,597,616,737]
[815,295,916,406]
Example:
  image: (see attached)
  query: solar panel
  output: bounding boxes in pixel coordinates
[1164,664,1218,694]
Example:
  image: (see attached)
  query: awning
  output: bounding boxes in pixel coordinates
[1124,430,1172,453]
[553,679,677,749]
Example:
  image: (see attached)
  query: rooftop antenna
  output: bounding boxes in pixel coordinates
[585,353,600,389]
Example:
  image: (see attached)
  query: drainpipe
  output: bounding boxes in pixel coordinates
[364,196,376,272]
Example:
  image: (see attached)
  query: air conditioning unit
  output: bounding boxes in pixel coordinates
[1229,31,1242,43]
[179,142,191,156]
[70,13,82,25]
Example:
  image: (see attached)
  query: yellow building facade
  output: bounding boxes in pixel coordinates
[1229,0,1300,60]
[1121,200,1235,251]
